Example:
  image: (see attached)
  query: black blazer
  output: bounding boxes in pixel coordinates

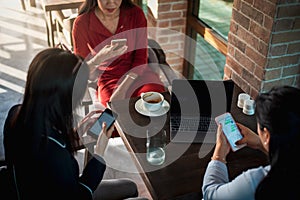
[3,105,106,200]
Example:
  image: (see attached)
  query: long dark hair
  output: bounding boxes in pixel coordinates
[78,0,134,15]
[255,85,300,199]
[12,48,89,155]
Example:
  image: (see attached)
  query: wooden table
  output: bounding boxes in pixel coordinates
[40,0,84,47]
[109,83,269,200]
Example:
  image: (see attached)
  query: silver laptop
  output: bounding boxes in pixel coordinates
[169,79,234,143]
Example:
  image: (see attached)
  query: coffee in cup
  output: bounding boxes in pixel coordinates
[141,92,164,112]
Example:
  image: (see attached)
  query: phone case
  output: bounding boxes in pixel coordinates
[111,39,127,48]
[215,112,246,151]
[87,108,117,139]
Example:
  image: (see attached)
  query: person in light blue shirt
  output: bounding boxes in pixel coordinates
[202,85,300,200]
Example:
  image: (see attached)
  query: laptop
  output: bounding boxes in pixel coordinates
[169,79,234,143]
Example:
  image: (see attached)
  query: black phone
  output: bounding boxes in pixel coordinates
[87,108,118,139]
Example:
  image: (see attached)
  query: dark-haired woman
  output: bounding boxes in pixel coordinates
[3,48,147,200]
[202,85,300,200]
[72,0,165,107]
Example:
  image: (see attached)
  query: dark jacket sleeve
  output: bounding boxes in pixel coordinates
[79,155,106,192]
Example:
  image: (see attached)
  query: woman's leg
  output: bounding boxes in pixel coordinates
[93,178,141,200]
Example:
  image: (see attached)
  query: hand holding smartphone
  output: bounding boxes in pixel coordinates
[111,38,127,50]
[87,108,118,139]
[215,112,246,151]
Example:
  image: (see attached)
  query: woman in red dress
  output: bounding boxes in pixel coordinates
[72,0,166,107]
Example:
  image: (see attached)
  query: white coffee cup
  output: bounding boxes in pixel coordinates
[141,92,164,112]
[237,93,250,108]
[243,99,255,115]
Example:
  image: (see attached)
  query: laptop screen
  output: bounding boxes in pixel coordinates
[170,79,234,118]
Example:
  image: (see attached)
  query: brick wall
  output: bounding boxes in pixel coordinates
[224,0,300,97]
[146,0,188,73]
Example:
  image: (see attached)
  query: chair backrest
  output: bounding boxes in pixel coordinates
[147,39,183,88]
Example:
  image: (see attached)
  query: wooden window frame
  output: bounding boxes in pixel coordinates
[183,0,228,78]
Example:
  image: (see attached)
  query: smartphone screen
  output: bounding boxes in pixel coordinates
[215,112,246,151]
[111,39,127,50]
[88,108,117,139]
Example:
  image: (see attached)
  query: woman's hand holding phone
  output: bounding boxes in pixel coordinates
[236,123,267,154]
[76,110,103,137]
[215,112,246,152]
[211,124,231,163]
[87,43,127,66]
[94,122,114,157]
[87,108,118,156]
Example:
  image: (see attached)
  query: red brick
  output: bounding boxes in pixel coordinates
[228,34,246,53]
[272,31,300,44]
[274,19,294,32]
[258,41,269,56]
[265,68,282,80]
[245,46,267,67]
[249,21,271,43]
[249,88,259,99]
[224,65,233,78]
[288,42,300,54]
[254,65,265,80]
[232,73,250,93]
[269,44,288,56]
[264,15,274,30]
[280,77,297,85]
[232,9,251,30]
[244,0,254,6]
[277,4,300,18]
[241,2,263,24]
[230,21,238,33]
[158,11,182,19]
[267,0,279,4]
[263,80,284,92]
[282,65,300,77]
[172,2,188,11]
[233,1,241,9]
[171,18,186,27]
[167,57,183,65]
[236,25,260,49]
[158,4,171,12]
[227,43,235,57]
[226,55,243,75]
[242,68,261,90]
[267,55,299,68]
[235,49,256,71]
[294,18,300,29]
[158,20,170,28]
[157,37,169,44]
[254,0,276,17]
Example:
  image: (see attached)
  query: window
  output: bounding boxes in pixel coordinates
[184,0,233,80]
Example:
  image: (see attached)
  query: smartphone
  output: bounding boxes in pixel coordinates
[215,112,246,151]
[87,108,118,139]
[111,38,127,50]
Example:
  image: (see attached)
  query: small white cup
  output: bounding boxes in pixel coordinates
[243,99,255,115]
[237,93,250,108]
[141,92,164,112]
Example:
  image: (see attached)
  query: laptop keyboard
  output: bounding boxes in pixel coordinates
[171,116,218,132]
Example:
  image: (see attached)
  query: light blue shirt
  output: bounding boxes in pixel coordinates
[202,160,270,200]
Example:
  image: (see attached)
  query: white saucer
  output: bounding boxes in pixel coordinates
[135,99,170,117]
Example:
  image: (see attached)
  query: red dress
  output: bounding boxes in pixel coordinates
[72,5,166,106]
